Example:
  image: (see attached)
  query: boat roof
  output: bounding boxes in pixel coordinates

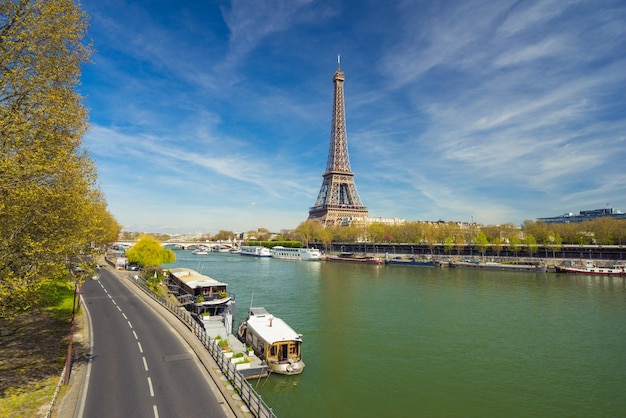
[169,267,227,288]
[246,307,302,344]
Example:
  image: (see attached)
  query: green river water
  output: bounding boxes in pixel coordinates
[165,250,626,418]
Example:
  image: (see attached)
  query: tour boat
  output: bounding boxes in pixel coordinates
[237,307,305,375]
[270,246,321,261]
[240,246,271,257]
[326,253,383,264]
[555,260,626,276]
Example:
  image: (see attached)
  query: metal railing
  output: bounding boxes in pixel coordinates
[130,276,276,418]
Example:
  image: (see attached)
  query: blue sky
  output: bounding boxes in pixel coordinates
[80,0,626,235]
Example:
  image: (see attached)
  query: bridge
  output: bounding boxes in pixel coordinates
[113,241,237,250]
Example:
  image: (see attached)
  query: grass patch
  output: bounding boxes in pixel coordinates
[0,278,81,416]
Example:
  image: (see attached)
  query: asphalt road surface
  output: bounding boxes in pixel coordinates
[79,269,232,417]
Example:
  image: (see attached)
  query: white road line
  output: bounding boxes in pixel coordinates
[116,306,121,312]
[153,405,159,418]
[147,377,155,397]
[122,313,128,320]
[137,341,143,353]
[142,356,149,371]
[112,299,117,305]
[128,321,133,329]
[133,330,138,340]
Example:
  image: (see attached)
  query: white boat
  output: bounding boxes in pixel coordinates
[237,307,305,375]
[191,249,209,255]
[556,260,625,276]
[240,246,271,257]
[211,244,232,253]
[270,246,321,261]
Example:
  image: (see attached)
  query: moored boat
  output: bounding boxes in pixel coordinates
[449,261,547,272]
[326,253,383,264]
[191,248,209,255]
[270,246,321,261]
[237,307,305,375]
[385,256,441,267]
[166,268,235,334]
[555,260,626,276]
[240,246,271,257]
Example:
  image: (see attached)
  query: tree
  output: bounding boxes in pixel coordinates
[213,230,234,241]
[126,236,176,268]
[475,231,489,258]
[525,234,538,258]
[0,0,120,318]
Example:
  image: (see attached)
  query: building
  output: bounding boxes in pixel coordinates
[537,208,626,224]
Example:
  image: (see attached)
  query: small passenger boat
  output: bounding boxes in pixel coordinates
[270,246,321,261]
[326,253,383,264]
[237,307,305,375]
[240,246,271,257]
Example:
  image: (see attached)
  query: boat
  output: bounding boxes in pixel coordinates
[555,260,626,276]
[326,253,383,264]
[191,248,209,255]
[166,268,235,334]
[385,256,441,267]
[237,307,305,375]
[270,246,321,261]
[240,246,271,257]
[449,261,547,272]
[212,244,232,253]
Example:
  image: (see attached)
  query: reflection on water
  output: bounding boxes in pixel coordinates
[165,250,626,418]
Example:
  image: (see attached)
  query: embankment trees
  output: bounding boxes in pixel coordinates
[0,0,119,318]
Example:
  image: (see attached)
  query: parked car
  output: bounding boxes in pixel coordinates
[126,264,142,271]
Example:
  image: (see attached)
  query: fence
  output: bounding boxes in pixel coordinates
[130,275,276,418]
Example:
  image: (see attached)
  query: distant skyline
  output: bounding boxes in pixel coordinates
[80,0,626,234]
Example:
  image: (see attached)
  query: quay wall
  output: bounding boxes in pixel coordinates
[312,242,626,266]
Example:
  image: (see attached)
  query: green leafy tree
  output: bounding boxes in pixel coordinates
[126,236,176,268]
[0,0,121,318]
[295,221,323,246]
[545,231,563,258]
[443,236,454,255]
[475,231,489,258]
[525,234,538,258]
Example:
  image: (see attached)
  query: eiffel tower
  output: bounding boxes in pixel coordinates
[308,57,368,227]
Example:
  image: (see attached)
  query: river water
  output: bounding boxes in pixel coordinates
[165,250,626,418]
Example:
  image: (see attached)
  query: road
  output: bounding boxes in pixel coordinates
[79,268,233,418]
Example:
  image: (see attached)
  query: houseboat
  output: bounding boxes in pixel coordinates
[167,268,235,335]
[555,260,626,276]
[449,261,547,272]
[326,253,383,264]
[237,307,305,375]
[270,246,321,261]
[385,256,441,267]
[240,246,272,257]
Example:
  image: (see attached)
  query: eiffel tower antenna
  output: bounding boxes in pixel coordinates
[308,58,368,227]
